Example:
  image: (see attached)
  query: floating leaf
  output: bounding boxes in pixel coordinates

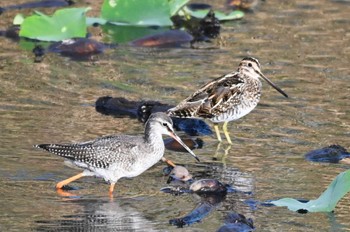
[13,14,24,25]
[182,6,244,21]
[101,0,173,26]
[271,169,350,212]
[19,8,89,41]
[212,10,244,21]
[169,0,190,16]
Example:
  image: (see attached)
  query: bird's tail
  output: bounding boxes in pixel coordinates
[33,144,77,159]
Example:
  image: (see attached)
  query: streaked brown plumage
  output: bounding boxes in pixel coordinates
[168,57,288,144]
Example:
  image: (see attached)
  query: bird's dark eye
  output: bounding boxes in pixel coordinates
[248,63,252,67]
[162,123,168,127]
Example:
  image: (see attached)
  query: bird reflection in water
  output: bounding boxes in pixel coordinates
[35,198,159,232]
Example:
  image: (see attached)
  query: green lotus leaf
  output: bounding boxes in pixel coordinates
[169,0,190,16]
[182,7,244,21]
[101,0,173,26]
[271,169,350,212]
[19,8,89,41]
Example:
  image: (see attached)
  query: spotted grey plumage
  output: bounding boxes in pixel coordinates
[167,57,288,144]
[34,112,199,195]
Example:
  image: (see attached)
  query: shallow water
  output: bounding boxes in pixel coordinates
[0,0,349,231]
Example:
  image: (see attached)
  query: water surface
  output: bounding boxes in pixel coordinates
[0,0,349,231]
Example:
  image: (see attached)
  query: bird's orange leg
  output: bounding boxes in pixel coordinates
[109,183,115,194]
[109,183,116,198]
[56,188,79,198]
[56,172,84,189]
[161,157,176,167]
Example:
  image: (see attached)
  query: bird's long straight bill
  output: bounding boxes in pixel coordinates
[170,133,200,162]
[258,71,288,98]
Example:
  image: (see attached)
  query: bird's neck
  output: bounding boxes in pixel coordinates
[144,124,164,149]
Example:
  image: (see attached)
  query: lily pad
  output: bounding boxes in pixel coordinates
[13,14,24,25]
[271,169,350,212]
[101,0,173,26]
[213,10,245,21]
[19,8,89,41]
[182,6,244,21]
[169,0,190,16]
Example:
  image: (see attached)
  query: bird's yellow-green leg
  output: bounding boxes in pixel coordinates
[213,123,222,143]
[222,121,233,145]
[213,142,222,160]
[56,172,84,189]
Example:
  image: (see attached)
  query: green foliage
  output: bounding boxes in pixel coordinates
[211,10,244,21]
[169,0,190,16]
[101,0,173,26]
[180,6,244,21]
[271,169,350,212]
[13,14,24,25]
[14,0,244,42]
[19,8,89,41]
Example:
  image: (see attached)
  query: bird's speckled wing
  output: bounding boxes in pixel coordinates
[168,71,244,118]
[35,135,142,169]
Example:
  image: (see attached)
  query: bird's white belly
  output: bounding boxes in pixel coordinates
[71,160,144,183]
[87,161,155,183]
[210,103,257,123]
[103,152,164,182]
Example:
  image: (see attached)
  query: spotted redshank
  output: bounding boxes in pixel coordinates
[167,57,288,144]
[34,112,200,195]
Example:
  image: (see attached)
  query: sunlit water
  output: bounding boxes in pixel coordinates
[0,0,349,231]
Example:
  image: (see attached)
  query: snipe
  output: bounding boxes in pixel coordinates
[167,57,288,144]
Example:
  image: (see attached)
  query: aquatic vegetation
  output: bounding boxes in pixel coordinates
[271,169,350,213]
[101,0,173,26]
[180,5,244,21]
[11,0,244,43]
[19,7,89,41]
